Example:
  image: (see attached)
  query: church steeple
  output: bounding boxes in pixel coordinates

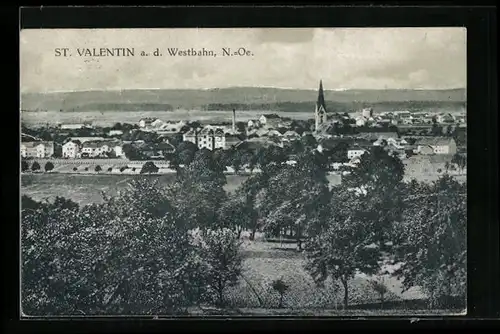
[317,80,326,110]
[315,80,327,131]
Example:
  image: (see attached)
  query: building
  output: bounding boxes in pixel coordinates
[81,141,112,158]
[21,141,54,158]
[157,120,186,134]
[437,113,455,124]
[415,137,457,155]
[114,144,125,158]
[62,140,82,158]
[108,130,124,136]
[138,117,158,128]
[260,114,282,129]
[314,80,327,131]
[70,137,106,143]
[182,129,198,144]
[193,126,226,150]
[282,130,301,141]
[361,107,374,119]
[347,148,368,160]
[224,134,242,150]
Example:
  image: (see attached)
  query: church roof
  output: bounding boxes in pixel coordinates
[316,80,327,112]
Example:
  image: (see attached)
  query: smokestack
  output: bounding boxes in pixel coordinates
[232,109,236,133]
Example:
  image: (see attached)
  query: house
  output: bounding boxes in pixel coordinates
[355,117,367,127]
[114,144,125,158]
[394,111,411,120]
[182,129,198,144]
[357,132,398,142]
[347,148,368,160]
[62,140,82,158]
[156,121,187,134]
[361,107,374,119]
[138,117,158,128]
[224,134,242,150]
[108,130,124,136]
[282,130,300,141]
[194,126,226,150]
[70,137,106,143]
[81,141,109,158]
[60,123,88,130]
[455,114,466,123]
[436,113,455,124]
[21,141,54,158]
[255,128,270,137]
[260,114,282,129]
[267,129,283,138]
[415,137,457,155]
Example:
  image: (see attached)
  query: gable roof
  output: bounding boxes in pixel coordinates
[415,137,455,146]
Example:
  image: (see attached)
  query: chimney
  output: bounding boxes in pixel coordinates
[232,109,236,133]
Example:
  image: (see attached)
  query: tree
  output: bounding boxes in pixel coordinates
[176,141,198,166]
[168,152,227,230]
[368,277,389,309]
[95,165,102,173]
[271,278,289,308]
[140,161,159,174]
[216,193,256,238]
[122,143,143,160]
[444,162,450,173]
[22,160,29,172]
[190,228,243,308]
[259,152,331,250]
[31,161,41,172]
[304,216,380,309]
[393,175,466,309]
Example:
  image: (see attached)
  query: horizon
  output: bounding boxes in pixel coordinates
[21,86,467,95]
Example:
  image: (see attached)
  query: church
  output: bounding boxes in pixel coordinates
[314,80,328,131]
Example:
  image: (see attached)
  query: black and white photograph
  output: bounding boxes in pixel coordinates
[20,27,467,317]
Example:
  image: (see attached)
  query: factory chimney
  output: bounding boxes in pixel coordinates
[232,109,236,133]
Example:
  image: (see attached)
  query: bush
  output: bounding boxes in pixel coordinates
[107,167,113,172]
[73,167,78,171]
[31,161,40,172]
[140,161,159,174]
[84,167,89,171]
[120,167,127,172]
[95,165,102,172]
[44,161,54,172]
[21,160,29,172]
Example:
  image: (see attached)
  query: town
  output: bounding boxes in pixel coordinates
[21,80,467,182]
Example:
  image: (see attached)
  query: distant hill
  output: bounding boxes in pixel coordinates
[21,87,466,112]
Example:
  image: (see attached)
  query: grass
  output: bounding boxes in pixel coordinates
[221,240,428,313]
[21,173,248,205]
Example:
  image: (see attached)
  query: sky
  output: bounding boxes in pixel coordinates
[20,28,466,93]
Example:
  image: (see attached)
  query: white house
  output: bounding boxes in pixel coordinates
[415,137,457,155]
[114,145,125,158]
[138,118,158,128]
[347,148,368,160]
[21,141,54,158]
[108,130,124,136]
[62,140,81,158]
[355,117,367,127]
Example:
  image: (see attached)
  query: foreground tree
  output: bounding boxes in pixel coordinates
[190,228,243,308]
[305,215,380,309]
[393,175,466,309]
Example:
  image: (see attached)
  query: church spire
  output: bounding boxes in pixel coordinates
[317,79,326,110]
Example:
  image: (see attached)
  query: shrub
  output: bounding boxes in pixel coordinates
[95,165,102,172]
[271,278,290,308]
[21,160,29,172]
[44,161,54,172]
[84,167,89,171]
[107,167,113,172]
[31,161,40,172]
[73,167,78,171]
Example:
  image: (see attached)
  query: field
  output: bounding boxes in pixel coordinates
[194,238,464,316]
[21,173,251,205]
